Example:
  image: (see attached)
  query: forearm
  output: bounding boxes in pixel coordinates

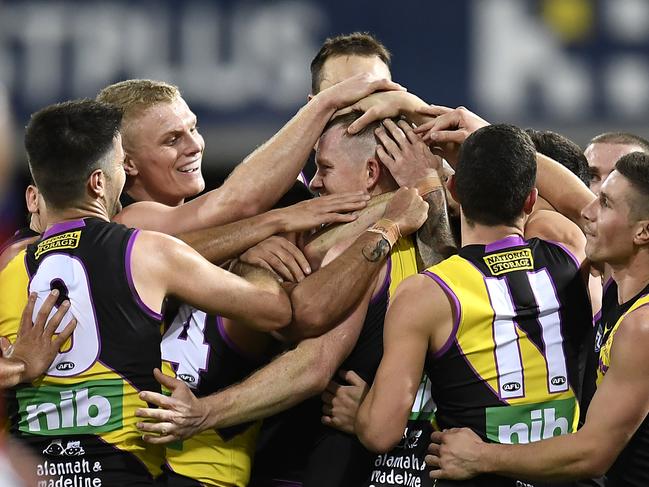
[303,192,392,266]
[480,432,604,481]
[201,338,336,429]
[535,153,595,232]
[288,232,388,340]
[416,187,457,269]
[178,209,286,264]
[223,96,337,217]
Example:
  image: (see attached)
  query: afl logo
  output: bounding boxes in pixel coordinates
[56,361,75,371]
[179,374,196,384]
[502,382,521,392]
[551,376,566,386]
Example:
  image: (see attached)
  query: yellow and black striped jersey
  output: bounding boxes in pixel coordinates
[423,236,592,446]
[593,279,649,486]
[159,306,264,487]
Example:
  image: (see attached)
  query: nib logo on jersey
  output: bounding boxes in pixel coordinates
[16,379,123,435]
[485,398,575,444]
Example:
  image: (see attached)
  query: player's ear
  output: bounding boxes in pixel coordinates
[366,158,381,192]
[523,188,538,215]
[123,153,138,177]
[25,185,39,214]
[633,219,649,247]
[447,175,459,203]
[88,169,106,199]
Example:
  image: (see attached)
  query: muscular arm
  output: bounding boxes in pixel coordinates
[284,232,390,341]
[534,153,596,233]
[131,230,291,332]
[114,75,403,234]
[287,187,429,340]
[357,274,453,452]
[201,286,373,429]
[135,283,374,441]
[178,192,368,264]
[430,307,649,481]
[416,186,457,268]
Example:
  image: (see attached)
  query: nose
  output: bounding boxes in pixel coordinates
[309,173,323,193]
[186,130,204,156]
[581,198,596,223]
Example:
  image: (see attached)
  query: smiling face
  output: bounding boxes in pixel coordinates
[123,96,205,206]
[581,171,639,265]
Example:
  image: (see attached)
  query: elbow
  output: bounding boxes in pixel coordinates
[570,438,616,479]
[357,423,401,454]
[291,297,331,339]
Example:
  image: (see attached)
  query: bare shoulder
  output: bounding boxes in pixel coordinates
[113,201,173,229]
[389,273,454,324]
[525,209,586,260]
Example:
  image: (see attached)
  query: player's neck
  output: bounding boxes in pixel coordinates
[45,201,111,228]
[126,180,185,207]
[460,214,524,248]
[609,250,649,304]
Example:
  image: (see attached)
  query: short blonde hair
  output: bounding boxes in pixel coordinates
[96,79,180,120]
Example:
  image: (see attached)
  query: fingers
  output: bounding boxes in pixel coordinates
[348,108,380,135]
[153,367,184,391]
[32,290,60,335]
[371,78,406,93]
[415,104,453,117]
[397,119,421,146]
[339,369,366,387]
[142,433,178,445]
[136,419,175,434]
[42,300,71,338]
[135,404,177,421]
[0,337,12,357]
[382,119,408,148]
[18,293,38,337]
[321,390,334,405]
[422,130,468,146]
[51,318,77,349]
[139,389,178,409]
[321,403,333,416]
[375,125,401,158]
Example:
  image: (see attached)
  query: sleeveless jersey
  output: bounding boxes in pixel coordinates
[303,236,419,487]
[158,305,263,487]
[7,218,164,485]
[593,280,649,486]
[423,236,591,486]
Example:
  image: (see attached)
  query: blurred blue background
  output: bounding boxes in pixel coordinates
[2,0,649,228]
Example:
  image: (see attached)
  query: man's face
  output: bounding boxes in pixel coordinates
[310,125,369,196]
[585,142,643,195]
[124,96,205,206]
[317,55,391,92]
[581,170,639,265]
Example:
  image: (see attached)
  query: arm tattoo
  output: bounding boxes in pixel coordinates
[416,187,457,269]
[362,237,391,263]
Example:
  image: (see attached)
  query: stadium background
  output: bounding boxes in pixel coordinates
[2,0,649,232]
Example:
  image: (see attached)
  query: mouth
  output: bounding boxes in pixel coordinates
[176,160,201,174]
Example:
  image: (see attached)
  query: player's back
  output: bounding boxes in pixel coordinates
[424,235,592,443]
[158,304,264,487]
[8,217,164,485]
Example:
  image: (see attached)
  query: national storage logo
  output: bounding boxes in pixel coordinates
[16,379,123,435]
[483,248,534,276]
[35,231,81,259]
